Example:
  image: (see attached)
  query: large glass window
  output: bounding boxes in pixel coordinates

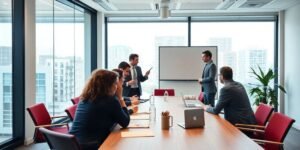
[191,21,275,103]
[107,22,188,95]
[0,0,12,143]
[107,18,275,103]
[36,0,91,115]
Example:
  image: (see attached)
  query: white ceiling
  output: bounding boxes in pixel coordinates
[82,0,300,16]
[1,0,299,17]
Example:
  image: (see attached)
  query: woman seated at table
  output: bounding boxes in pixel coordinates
[69,69,130,150]
[113,69,138,114]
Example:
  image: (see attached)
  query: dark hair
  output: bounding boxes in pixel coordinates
[118,61,130,70]
[112,69,123,79]
[129,53,139,61]
[80,69,118,102]
[220,66,233,80]
[202,50,212,58]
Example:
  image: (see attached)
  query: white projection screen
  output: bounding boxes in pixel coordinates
[159,46,218,81]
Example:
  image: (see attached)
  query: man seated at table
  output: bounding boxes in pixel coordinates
[113,69,138,115]
[118,61,140,106]
[205,66,256,125]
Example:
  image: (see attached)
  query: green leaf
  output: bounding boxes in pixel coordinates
[277,85,286,93]
[249,87,263,96]
[258,66,266,82]
[268,88,278,107]
[264,69,275,86]
[249,66,287,107]
[250,67,263,83]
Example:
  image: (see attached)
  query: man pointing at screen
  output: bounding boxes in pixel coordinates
[198,50,217,107]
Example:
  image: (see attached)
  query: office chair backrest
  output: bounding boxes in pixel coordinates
[39,127,81,150]
[264,112,295,149]
[27,103,53,142]
[71,96,81,105]
[198,92,204,103]
[154,89,175,96]
[65,104,78,121]
[27,103,52,126]
[255,103,274,126]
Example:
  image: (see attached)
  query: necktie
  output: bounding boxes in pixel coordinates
[132,66,137,80]
[202,64,207,78]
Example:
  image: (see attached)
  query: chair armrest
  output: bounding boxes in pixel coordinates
[51,115,67,119]
[35,123,68,128]
[252,138,284,145]
[237,127,265,133]
[235,124,265,129]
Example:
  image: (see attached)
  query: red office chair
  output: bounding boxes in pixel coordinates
[236,103,274,127]
[154,89,175,96]
[198,92,204,103]
[27,103,69,142]
[71,96,81,105]
[65,104,78,121]
[239,112,295,150]
[39,127,81,150]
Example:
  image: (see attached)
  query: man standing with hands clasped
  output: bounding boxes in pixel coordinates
[199,50,217,107]
[123,54,151,97]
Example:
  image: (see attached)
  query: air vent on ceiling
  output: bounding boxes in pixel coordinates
[93,0,117,11]
[216,0,236,10]
[238,0,274,8]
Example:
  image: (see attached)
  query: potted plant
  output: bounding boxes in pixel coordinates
[249,66,286,108]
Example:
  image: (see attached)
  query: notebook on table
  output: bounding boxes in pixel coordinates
[139,94,151,103]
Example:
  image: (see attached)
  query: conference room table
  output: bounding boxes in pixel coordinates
[99,96,263,150]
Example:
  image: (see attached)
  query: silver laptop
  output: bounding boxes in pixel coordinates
[182,94,202,108]
[178,108,205,129]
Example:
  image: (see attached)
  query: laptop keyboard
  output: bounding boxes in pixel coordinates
[185,100,201,107]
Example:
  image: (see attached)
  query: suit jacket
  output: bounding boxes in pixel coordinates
[123,65,148,97]
[69,96,130,147]
[201,61,217,94]
[206,80,256,125]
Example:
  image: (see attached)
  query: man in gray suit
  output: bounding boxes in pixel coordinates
[199,50,217,107]
[123,54,150,97]
[205,66,256,125]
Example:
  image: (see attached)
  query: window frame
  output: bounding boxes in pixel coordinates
[105,15,279,110]
[0,0,25,148]
[0,0,97,149]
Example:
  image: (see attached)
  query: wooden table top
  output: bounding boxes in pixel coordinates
[99,96,262,150]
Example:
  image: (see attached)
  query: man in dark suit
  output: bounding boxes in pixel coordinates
[118,61,140,106]
[205,66,256,125]
[123,54,150,97]
[199,50,217,106]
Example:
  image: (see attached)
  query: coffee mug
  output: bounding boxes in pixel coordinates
[161,115,173,130]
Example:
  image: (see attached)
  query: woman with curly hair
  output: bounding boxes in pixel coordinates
[69,69,130,149]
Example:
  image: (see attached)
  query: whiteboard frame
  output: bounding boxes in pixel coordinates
[159,46,218,84]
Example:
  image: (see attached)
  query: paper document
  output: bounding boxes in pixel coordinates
[128,120,150,128]
[130,113,150,120]
[121,130,154,138]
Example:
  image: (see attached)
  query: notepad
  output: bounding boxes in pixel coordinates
[130,113,150,120]
[127,120,150,128]
[121,130,154,138]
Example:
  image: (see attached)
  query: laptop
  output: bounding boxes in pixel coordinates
[139,94,151,103]
[178,108,205,129]
[182,94,202,108]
